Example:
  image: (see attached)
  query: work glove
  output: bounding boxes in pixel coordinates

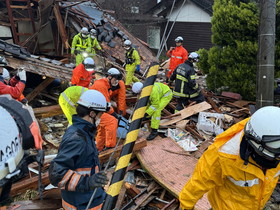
[88,171,109,190]
[143,113,150,121]
[17,69,26,82]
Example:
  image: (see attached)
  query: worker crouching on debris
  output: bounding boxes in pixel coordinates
[166,36,188,83]
[71,57,95,88]
[132,82,173,140]
[179,106,280,210]
[123,40,141,86]
[71,27,92,65]
[49,90,109,210]
[170,52,204,112]
[89,68,122,151]
[0,56,27,102]
[59,86,88,125]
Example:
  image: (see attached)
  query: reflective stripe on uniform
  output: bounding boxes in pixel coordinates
[68,173,81,191]
[62,199,77,210]
[150,106,156,111]
[190,75,196,80]
[176,75,188,82]
[62,92,76,108]
[163,90,172,97]
[227,176,259,187]
[171,56,183,59]
[58,170,74,189]
[173,91,188,97]
[76,167,91,176]
[189,91,199,98]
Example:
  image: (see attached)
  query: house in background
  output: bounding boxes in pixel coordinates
[96,0,214,55]
[147,0,214,54]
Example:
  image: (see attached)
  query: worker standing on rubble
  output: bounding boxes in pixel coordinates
[123,40,141,86]
[71,27,92,66]
[59,86,88,125]
[89,29,102,58]
[166,36,188,83]
[89,68,122,151]
[49,90,109,210]
[179,106,280,210]
[71,57,95,88]
[132,82,173,140]
[170,52,204,112]
[0,56,27,101]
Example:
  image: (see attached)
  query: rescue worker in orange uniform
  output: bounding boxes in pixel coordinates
[89,68,122,151]
[166,36,188,82]
[0,56,27,101]
[179,106,280,210]
[71,57,95,88]
[110,79,126,117]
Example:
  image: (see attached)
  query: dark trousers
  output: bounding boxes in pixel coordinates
[175,93,205,111]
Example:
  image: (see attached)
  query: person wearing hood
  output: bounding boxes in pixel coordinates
[179,106,280,210]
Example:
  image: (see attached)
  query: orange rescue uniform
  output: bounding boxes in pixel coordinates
[110,80,126,116]
[89,78,118,151]
[71,63,94,88]
[166,45,188,78]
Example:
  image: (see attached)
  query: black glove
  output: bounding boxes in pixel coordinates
[143,113,150,121]
[88,171,109,190]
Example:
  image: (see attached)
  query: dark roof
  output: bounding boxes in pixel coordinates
[147,0,213,16]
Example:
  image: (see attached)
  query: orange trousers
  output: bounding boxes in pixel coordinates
[96,113,118,151]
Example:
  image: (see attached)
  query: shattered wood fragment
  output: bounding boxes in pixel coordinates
[161,198,178,210]
[185,124,205,141]
[133,183,159,209]
[125,182,141,198]
[26,78,55,102]
[115,183,127,210]
[33,104,63,118]
[160,102,211,126]
[8,199,62,210]
[206,96,222,113]
[53,4,69,49]
[162,108,172,116]
[10,172,50,196]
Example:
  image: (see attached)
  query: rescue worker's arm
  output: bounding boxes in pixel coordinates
[93,39,102,51]
[116,81,126,116]
[133,50,141,65]
[182,49,188,62]
[166,47,175,58]
[186,69,197,89]
[71,67,81,86]
[179,145,222,209]
[86,37,92,53]
[146,87,160,117]
[49,136,102,192]
[0,81,25,99]
[71,35,79,54]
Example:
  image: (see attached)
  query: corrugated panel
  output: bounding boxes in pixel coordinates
[165,22,212,53]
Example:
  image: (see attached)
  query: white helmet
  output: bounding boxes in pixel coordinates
[244,106,280,161]
[189,52,199,62]
[81,27,89,35]
[132,82,143,94]
[90,29,97,38]
[124,40,132,46]
[2,68,10,80]
[83,57,95,71]
[107,68,122,80]
[0,56,7,66]
[175,36,183,42]
[77,90,109,112]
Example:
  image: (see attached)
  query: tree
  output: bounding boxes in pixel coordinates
[197,0,280,100]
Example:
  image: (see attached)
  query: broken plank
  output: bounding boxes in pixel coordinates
[26,78,55,102]
[206,96,222,113]
[10,172,50,196]
[184,125,205,141]
[98,137,147,164]
[33,104,63,118]
[160,102,211,126]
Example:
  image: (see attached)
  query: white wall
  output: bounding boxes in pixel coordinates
[167,0,211,23]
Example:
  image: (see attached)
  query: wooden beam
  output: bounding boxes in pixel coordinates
[8,199,62,210]
[26,77,55,102]
[53,4,70,49]
[33,104,63,118]
[98,138,147,164]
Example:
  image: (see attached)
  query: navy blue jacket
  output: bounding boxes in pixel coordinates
[49,115,105,209]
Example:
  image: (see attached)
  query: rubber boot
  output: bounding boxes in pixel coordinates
[147,129,158,141]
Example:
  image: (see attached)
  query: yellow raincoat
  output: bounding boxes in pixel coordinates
[179,118,280,210]
[71,33,92,65]
[125,48,140,85]
[58,86,88,125]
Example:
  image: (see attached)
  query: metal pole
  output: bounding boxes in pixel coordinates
[256,0,276,108]
[101,62,159,210]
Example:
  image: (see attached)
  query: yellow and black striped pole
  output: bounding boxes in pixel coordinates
[101,62,159,210]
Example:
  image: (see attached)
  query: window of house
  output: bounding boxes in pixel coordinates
[147,26,160,49]
[131,6,139,13]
